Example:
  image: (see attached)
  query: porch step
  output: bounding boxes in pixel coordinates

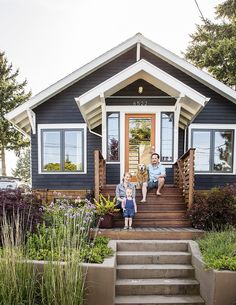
[101,184,191,229]
[117,241,189,252]
[113,219,191,228]
[115,295,204,305]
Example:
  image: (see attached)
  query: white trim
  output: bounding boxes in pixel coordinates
[109,106,177,182]
[27,108,36,134]
[189,123,236,175]
[136,42,140,61]
[37,123,87,175]
[101,94,107,158]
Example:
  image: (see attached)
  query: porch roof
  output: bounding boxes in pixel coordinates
[75,59,210,129]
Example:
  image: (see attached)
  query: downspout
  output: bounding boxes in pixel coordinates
[88,127,102,138]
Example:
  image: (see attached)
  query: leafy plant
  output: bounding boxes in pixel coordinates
[198,228,236,271]
[94,194,120,216]
[0,188,43,235]
[187,184,236,230]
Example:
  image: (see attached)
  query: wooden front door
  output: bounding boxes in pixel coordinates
[125,114,155,181]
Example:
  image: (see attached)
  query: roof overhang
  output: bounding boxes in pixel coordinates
[75,59,210,129]
[5,33,235,134]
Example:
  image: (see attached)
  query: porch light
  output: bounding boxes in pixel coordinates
[138,86,143,94]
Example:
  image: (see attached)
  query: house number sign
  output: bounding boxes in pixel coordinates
[132,100,148,106]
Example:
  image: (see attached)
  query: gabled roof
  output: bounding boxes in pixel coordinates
[75,59,209,129]
[5,33,236,135]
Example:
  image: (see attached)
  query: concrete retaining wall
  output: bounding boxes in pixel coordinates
[189,241,236,305]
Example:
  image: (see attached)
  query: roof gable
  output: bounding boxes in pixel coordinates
[5,33,236,135]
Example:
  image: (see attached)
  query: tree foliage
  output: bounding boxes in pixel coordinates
[184,0,236,87]
[12,148,31,183]
[0,51,31,175]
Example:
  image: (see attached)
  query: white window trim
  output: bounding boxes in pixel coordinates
[38,123,87,175]
[105,106,176,181]
[189,123,236,175]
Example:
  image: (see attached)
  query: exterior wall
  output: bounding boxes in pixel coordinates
[106,164,120,184]
[32,48,136,190]
[140,47,236,190]
[178,128,184,158]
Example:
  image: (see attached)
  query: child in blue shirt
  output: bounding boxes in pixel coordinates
[122,187,137,230]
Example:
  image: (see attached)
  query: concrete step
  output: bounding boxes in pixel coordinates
[117,264,195,279]
[117,251,191,265]
[116,278,200,296]
[117,241,189,252]
[115,295,205,305]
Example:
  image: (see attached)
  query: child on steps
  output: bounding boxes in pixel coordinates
[122,187,137,230]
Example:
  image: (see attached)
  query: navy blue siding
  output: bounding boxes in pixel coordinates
[141,47,236,190]
[165,168,174,184]
[178,128,184,158]
[106,164,120,184]
[195,175,236,190]
[32,48,136,190]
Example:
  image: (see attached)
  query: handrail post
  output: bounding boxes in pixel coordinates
[188,148,195,209]
[94,149,106,202]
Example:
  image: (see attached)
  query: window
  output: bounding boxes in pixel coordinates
[41,127,85,173]
[192,129,234,173]
[161,112,174,162]
[107,112,119,162]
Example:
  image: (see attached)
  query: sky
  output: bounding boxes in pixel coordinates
[0,0,223,175]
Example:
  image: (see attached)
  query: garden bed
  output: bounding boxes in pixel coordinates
[189,239,236,305]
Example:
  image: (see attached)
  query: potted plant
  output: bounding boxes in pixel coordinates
[94,194,120,228]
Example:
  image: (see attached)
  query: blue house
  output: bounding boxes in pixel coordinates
[6,34,236,203]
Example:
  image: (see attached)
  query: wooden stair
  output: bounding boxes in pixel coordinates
[101,185,192,228]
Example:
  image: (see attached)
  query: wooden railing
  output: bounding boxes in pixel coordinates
[94,149,106,201]
[174,148,195,209]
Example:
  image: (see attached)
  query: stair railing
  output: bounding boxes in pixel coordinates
[174,148,195,209]
[94,149,106,201]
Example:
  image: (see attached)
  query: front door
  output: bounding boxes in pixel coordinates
[125,114,155,181]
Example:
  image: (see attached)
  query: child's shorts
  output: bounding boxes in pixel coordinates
[123,208,135,218]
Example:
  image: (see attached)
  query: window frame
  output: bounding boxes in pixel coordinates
[191,128,234,174]
[106,112,120,162]
[160,111,174,163]
[38,124,87,174]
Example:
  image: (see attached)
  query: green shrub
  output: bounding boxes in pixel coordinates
[187,184,236,230]
[198,228,236,271]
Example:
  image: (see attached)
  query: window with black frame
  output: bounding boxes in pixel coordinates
[192,129,234,173]
[161,112,174,162]
[107,112,120,162]
[41,129,84,172]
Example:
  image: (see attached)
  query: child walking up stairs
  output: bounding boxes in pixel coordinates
[115,240,204,305]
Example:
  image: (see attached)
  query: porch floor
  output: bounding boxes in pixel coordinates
[93,227,204,240]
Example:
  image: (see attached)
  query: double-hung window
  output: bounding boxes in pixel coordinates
[39,124,86,173]
[192,129,234,173]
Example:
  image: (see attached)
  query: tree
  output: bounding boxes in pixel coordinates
[184,0,236,88]
[12,148,31,183]
[0,51,31,175]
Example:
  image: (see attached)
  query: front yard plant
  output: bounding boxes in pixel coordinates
[188,184,236,230]
[0,190,114,305]
[198,228,236,271]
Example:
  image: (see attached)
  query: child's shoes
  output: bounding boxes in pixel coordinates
[123,226,128,230]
